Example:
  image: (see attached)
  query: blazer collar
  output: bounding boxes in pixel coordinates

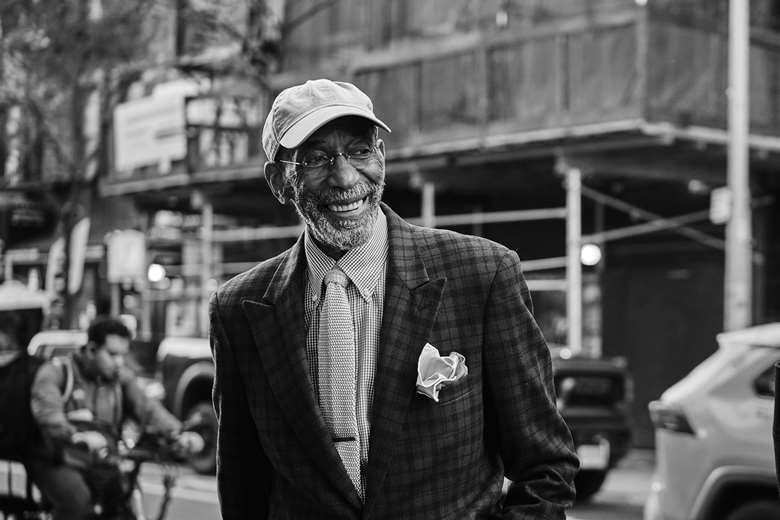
[242,234,364,510]
[242,205,446,515]
[380,203,431,290]
[363,204,446,517]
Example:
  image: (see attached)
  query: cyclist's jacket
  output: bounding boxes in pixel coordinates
[29,353,180,452]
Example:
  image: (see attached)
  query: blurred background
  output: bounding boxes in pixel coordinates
[1,1,779,518]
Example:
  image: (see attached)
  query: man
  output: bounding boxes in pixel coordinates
[28,316,202,520]
[210,79,579,519]
[0,311,45,464]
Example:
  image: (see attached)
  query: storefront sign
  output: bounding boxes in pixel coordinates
[113,95,187,174]
[106,229,146,283]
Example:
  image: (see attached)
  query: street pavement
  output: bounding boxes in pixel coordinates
[138,464,220,519]
[149,449,655,520]
[3,449,655,519]
[569,449,654,520]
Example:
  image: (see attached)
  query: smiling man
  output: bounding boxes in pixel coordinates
[268,113,387,258]
[209,79,579,519]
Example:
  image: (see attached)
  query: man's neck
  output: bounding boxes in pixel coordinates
[314,240,348,261]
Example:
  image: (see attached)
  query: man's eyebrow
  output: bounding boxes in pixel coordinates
[302,138,326,148]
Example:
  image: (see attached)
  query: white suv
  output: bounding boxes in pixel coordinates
[644,322,780,520]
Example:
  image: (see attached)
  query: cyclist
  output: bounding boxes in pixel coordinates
[27,316,203,520]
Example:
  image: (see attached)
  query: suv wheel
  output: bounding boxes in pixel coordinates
[574,469,608,502]
[185,402,218,475]
[725,500,780,520]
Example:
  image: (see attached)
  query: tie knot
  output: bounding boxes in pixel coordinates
[324,268,349,288]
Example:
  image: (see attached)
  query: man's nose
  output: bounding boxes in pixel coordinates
[328,156,360,188]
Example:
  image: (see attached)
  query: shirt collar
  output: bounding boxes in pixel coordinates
[305,209,388,302]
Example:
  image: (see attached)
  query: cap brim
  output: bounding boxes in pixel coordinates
[278,105,391,150]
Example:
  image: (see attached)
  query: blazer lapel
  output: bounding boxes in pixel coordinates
[241,236,362,510]
[364,206,446,518]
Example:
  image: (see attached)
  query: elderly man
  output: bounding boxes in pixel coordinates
[210,78,579,519]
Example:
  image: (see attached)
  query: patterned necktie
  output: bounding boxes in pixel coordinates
[319,268,362,497]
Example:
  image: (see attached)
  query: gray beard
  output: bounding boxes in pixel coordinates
[292,182,384,252]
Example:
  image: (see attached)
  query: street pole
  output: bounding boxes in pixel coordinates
[566,168,582,355]
[725,0,752,331]
[200,198,214,338]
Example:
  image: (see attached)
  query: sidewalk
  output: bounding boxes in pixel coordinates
[618,448,655,471]
[601,448,655,507]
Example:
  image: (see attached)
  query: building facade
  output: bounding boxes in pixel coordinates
[2,0,779,446]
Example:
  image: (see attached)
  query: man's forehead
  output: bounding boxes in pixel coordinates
[103,334,129,351]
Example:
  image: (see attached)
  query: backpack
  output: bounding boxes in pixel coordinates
[0,353,45,462]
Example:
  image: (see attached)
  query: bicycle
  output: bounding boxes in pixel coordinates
[0,422,200,520]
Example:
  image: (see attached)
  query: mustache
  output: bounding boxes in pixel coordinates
[308,182,379,205]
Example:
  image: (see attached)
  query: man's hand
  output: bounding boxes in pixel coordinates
[71,430,109,455]
[173,431,205,456]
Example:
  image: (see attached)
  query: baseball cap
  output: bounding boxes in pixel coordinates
[262,79,391,161]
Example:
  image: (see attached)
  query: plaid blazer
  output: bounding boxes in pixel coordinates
[209,204,578,520]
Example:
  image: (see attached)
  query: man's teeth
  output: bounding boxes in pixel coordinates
[328,198,364,212]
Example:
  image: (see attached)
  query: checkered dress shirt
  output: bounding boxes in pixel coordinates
[304,210,388,471]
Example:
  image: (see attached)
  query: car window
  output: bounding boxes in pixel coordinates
[753,360,780,397]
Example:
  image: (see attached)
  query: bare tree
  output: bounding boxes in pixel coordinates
[0,0,158,325]
[0,0,285,326]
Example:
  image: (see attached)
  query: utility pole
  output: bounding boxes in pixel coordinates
[725,0,752,331]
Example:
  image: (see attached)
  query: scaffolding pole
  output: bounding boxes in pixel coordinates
[421,182,436,228]
[725,0,752,331]
[566,168,582,354]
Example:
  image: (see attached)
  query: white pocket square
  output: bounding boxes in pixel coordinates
[415,343,468,402]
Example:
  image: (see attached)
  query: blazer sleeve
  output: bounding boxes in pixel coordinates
[210,291,272,519]
[483,250,579,519]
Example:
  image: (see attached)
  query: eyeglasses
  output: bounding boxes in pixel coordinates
[278,146,376,171]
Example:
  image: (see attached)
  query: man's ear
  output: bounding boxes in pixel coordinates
[376,138,385,159]
[264,161,292,204]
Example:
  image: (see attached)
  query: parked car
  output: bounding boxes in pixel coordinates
[155,336,216,475]
[644,322,780,520]
[26,329,163,400]
[549,346,633,501]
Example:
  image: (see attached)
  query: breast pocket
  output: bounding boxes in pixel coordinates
[434,376,473,404]
[406,377,480,440]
